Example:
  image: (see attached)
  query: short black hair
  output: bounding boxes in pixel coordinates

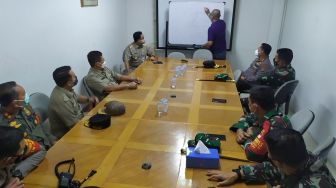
[87,51,102,67]
[53,66,71,87]
[277,48,293,65]
[265,128,308,167]
[261,43,272,56]
[133,31,143,43]
[0,126,24,159]
[249,86,275,111]
[0,81,17,107]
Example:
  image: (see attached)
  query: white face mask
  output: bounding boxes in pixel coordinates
[255,49,259,57]
[101,61,106,68]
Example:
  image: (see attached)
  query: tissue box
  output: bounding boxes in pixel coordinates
[186,147,220,169]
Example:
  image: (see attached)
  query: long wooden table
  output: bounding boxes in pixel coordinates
[25,58,264,188]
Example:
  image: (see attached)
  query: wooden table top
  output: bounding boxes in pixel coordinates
[25,58,264,188]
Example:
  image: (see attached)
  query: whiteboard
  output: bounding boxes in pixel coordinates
[168,1,225,46]
[157,0,236,50]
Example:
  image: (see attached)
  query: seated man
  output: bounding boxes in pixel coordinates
[0,81,49,176]
[48,66,98,140]
[257,48,296,89]
[236,43,274,92]
[230,86,292,162]
[123,31,155,73]
[207,128,336,187]
[86,51,141,101]
[0,126,25,188]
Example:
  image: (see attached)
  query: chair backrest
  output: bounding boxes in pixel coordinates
[82,76,94,97]
[274,80,299,114]
[233,69,242,82]
[168,52,186,59]
[29,92,50,122]
[290,109,315,134]
[313,137,336,159]
[113,63,125,74]
[192,49,213,60]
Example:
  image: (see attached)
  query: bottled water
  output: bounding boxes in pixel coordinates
[157,98,169,117]
[181,64,187,76]
[175,65,181,77]
[171,77,177,89]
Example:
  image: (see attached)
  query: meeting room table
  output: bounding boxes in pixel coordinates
[24,57,265,188]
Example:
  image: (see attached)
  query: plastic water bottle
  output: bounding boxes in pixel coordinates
[157,98,168,117]
[175,66,181,77]
[181,64,187,76]
[171,77,177,89]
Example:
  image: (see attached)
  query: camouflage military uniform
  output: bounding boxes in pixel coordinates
[238,154,336,187]
[257,64,295,89]
[0,105,50,148]
[230,109,292,162]
[0,106,49,176]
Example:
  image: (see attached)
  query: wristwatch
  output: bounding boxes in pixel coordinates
[232,168,242,180]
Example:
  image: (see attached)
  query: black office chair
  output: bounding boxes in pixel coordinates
[274,80,299,115]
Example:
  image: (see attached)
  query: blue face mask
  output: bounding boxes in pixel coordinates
[15,93,30,108]
[24,93,30,105]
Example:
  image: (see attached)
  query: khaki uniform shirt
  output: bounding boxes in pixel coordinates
[48,86,84,139]
[123,43,155,68]
[86,67,121,100]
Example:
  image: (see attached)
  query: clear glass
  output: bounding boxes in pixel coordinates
[161,98,169,113]
[157,101,165,117]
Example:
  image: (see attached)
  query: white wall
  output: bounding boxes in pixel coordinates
[227,0,286,71]
[125,0,285,71]
[0,0,127,95]
[280,0,336,166]
[126,0,156,46]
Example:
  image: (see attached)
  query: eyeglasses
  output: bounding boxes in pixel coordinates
[13,93,30,105]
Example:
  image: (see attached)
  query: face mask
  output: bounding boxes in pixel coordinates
[255,49,259,57]
[73,76,78,86]
[24,93,30,105]
[101,61,106,68]
[16,93,30,108]
[138,40,145,47]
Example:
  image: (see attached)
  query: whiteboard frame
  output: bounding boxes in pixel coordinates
[156,0,236,51]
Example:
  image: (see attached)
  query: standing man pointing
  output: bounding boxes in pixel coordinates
[203,8,227,60]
